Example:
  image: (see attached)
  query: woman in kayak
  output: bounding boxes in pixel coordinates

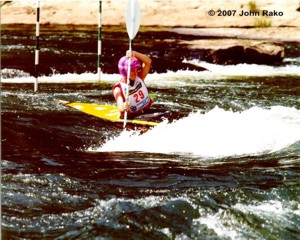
[113,50,153,118]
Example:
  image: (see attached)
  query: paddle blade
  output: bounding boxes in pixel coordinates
[126,0,141,40]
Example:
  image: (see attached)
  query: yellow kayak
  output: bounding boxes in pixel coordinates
[60,101,159,127]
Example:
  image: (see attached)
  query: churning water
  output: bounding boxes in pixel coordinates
[1,25,300,239]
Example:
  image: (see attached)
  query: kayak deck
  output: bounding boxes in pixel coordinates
[63,101,161,127]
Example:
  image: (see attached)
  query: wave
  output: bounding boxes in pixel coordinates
[2,58,299,84]
[93,106,300,158]
[184,59,300,77]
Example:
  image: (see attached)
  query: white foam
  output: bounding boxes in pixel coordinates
[1,70,120,83]
[95,106,300,158]
[2,58,299,85]
[184,59,300,77]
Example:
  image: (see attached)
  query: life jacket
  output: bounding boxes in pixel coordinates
[113,77,153,117]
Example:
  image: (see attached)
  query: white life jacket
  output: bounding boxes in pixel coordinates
[113,77,152,115]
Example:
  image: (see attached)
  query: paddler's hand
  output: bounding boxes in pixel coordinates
[122,102,130,112]
[126,50,135,58]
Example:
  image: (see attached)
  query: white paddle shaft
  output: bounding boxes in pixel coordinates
[123,0,141,129]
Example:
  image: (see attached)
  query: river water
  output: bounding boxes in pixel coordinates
[1,25,300,239]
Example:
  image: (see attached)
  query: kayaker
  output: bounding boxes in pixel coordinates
[112,50,153,118]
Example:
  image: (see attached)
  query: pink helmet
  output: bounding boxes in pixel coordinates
[118,56,141,78]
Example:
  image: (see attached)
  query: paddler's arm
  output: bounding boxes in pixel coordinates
[127,50,152,81]
[113,87,130,118]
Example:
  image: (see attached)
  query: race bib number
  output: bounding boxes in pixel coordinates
[134,90,145,103]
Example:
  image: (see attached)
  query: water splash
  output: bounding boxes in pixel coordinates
[95,106,300,158]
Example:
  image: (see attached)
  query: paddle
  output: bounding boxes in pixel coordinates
[123,0,141,129]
